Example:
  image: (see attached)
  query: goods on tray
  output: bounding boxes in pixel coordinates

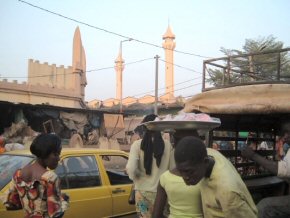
[143,112,221,132]
[157,112,214,122]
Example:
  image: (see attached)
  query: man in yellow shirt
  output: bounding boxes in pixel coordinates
[175,136,258,218]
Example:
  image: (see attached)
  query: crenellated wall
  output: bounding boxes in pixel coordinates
[0,27,87,109]
[138,95,155,104]
[122,97,138,105]
[0,59,84,108]
[88,95,185,109]
[28,59,76,90]
[103,98,120,107]
[87,99,102,108]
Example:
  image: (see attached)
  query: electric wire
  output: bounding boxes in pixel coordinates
[18,0,211,58]
[160,59,202,74]
[130,77,202,98]
[0,57,154,79]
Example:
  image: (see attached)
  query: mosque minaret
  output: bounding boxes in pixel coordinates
[162,25,176,100]
[112,26,176,109]
[114,52,124,102]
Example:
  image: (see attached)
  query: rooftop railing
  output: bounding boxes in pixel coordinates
[202,48,290,91]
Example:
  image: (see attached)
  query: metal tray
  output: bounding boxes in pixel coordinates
[142,119,221,132]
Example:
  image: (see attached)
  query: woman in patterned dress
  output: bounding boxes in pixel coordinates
[4,133,69,218]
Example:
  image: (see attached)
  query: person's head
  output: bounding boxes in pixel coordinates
[212,142,219,150]
[281,122,290,144]
[174,136,208,185]
[142,114,158,123]
[172,129,199,148]
[30,133,62,170]
[134,114,158,138]
[138,114,164,175]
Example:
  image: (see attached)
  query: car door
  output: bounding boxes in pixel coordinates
[0,154,34,218]
[99,153,135,216]
[55,154,113,218]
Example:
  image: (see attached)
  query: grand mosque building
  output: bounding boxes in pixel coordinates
[0,26,184,112]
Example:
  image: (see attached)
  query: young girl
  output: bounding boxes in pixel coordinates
[153,168,203,218]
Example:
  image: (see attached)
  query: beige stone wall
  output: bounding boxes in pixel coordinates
[138,95,155,104]
[87,99,102,108]
[28,59,75,90]
[122,96,138,106]
[0,27,87,109]
[0,58,84,108]
[103,98,119,107]
[0,78,83,108]
[88,95,185,109]
[159,94,178,104]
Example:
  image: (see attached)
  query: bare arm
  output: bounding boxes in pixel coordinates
[152,182,167,218]
[241,147,278,175]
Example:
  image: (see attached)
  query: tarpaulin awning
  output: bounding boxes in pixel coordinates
[184,84,290,114]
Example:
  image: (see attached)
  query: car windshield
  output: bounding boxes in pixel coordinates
[0,154,34,190]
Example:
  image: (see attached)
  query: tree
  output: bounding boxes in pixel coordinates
[206,35,290,87]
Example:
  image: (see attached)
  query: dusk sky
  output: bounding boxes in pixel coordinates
[1,0,290,101]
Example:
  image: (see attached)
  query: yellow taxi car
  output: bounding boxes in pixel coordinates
[0,148,135,218]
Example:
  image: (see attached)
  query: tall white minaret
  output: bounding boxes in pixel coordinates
[114,52,124,103]
[162,26,176,100]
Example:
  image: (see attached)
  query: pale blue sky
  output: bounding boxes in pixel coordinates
[0,0,290,101]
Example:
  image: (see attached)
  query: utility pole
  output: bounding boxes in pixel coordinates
[154,55,160,115]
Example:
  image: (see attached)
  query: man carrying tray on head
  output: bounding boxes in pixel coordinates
[150,113,257,218]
